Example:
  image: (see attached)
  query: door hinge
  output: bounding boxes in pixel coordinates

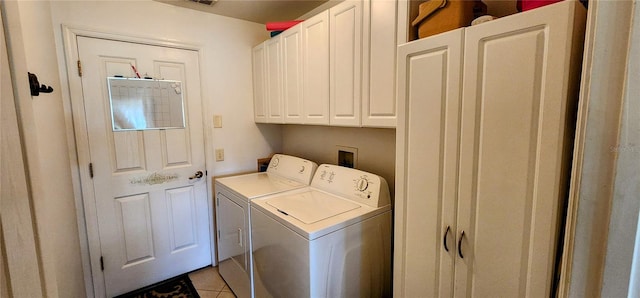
[77,60,83,77]
[218,230,221,239]
[100,256,104,271]
[89,163,94,178]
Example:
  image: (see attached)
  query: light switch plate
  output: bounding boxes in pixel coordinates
[215,148,224,161]
[213,115,222,128]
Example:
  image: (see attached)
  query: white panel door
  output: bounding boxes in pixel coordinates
[77,36,210,297]
[282,25,304,124]
[302,11,330,125]
[265,36,284,123]
[455,3,580,297]
[253,43,268,123]
[394,28,463,298]
[330,0,362,126]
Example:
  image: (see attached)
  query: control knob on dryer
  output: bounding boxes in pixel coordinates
[270,156,280,167]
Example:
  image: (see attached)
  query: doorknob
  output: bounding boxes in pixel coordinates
[189,171,204,180]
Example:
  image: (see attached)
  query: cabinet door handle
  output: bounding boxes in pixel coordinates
[443,226,451,252]
[458,230,465,259]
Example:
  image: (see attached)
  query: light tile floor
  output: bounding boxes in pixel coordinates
[189,266,236,298]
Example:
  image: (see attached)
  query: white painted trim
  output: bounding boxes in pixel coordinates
[60,25,97,298]
[63,24,203,51]
[557,1,597,295]
[0,3,45,296]
[558,0,634,296]
[396,0,409,44]
[600,0,640,295]
[60,24,213,298]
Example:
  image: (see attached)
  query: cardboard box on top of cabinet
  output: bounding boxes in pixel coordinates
[412,0,486,39]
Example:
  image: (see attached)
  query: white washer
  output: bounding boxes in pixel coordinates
[215,154,318,298]
[250,164,392,298]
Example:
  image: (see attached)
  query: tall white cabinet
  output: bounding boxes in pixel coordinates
[394,2,586,297]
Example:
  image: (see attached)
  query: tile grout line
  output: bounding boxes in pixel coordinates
[189,266,235,297]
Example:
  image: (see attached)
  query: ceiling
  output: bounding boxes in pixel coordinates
[154,0,330,24]
[154,0,520,31]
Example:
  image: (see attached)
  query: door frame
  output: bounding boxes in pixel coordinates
[60,25,214,297]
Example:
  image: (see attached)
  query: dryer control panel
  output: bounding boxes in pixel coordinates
[311,164,390,208]
[266,154,318,185]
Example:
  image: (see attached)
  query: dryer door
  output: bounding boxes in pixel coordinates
[217,192,247,270]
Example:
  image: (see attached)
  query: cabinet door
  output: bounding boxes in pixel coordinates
[282,25,304,124]
[252,43,267,123]
[329,0,362,126]
[362,0,398,128]
[394,29,464,298]
[455,2,585,297]
[302,11,330,125]
[265,36,283,123]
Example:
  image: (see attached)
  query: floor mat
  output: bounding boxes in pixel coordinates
[114,274,200,298]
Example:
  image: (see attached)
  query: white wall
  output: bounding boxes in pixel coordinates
[281,125,395,196]
[49,0,281,177]
[5,0,282,296]
[0,3,46,296]
[7,1,83,297]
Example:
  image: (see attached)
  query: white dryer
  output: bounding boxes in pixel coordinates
[215,154,318,298]
[250,164,392,298]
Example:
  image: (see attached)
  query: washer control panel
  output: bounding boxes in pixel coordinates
[311,164,390,208]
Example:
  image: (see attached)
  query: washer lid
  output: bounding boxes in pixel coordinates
[266,191,361,224]
[217,172,305,199]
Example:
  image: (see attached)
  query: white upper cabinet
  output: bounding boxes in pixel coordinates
[252,36,283,124]
[282,24,304,124]
[265,36,284,123]
[302,11,330,125]
[362,0,401,127]
[252,43,267,123]
[329,0,362,127]
[252,0,403,127]
[394,2,586,297]
[329,0,402,127]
